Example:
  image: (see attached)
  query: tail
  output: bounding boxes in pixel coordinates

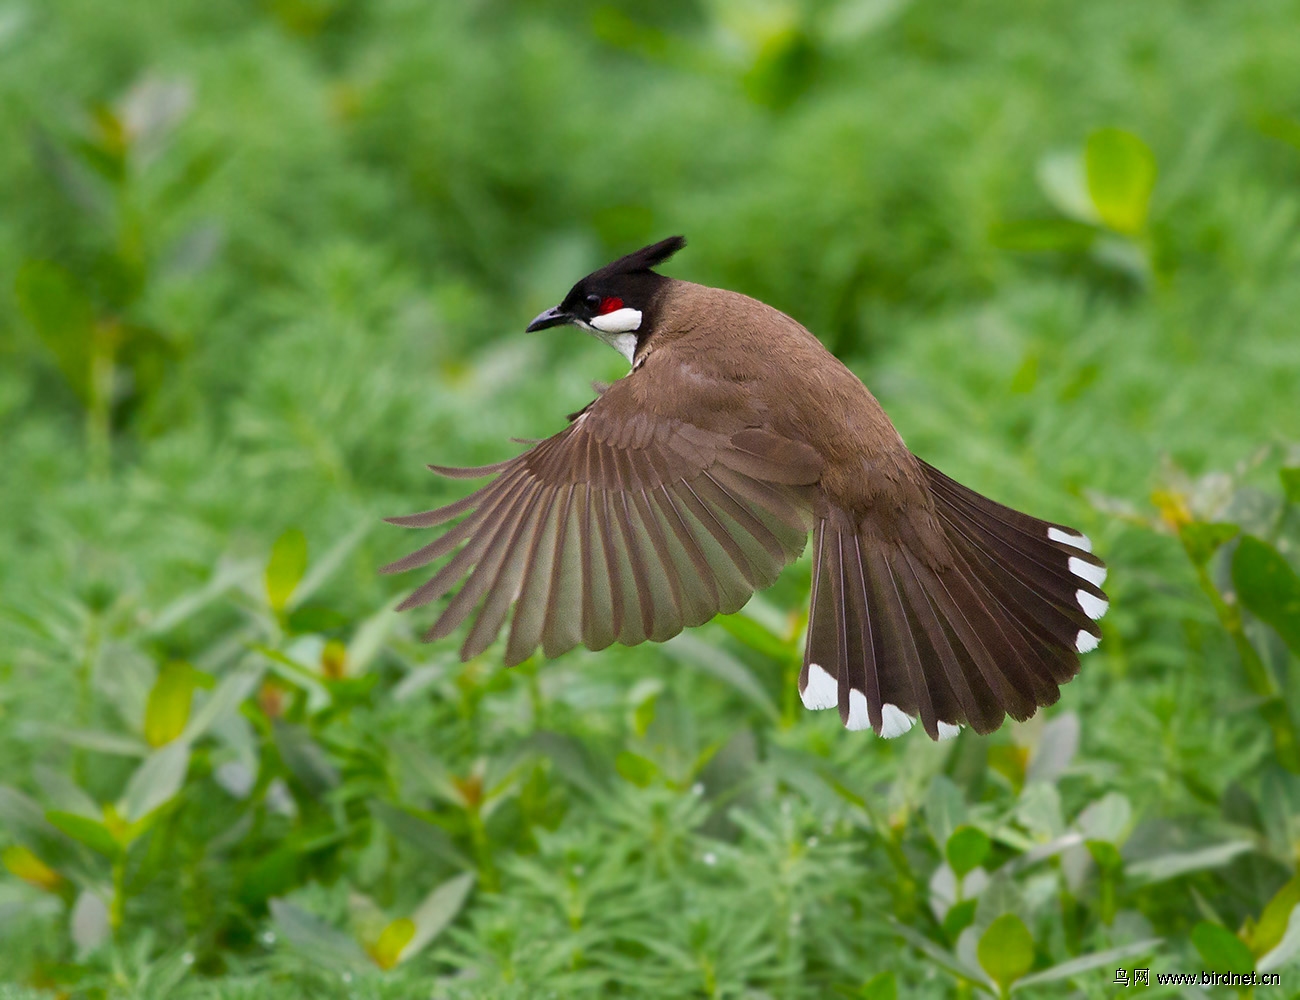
[799,461,1107,739]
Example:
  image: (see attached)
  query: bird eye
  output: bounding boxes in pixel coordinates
[585,294,601,307]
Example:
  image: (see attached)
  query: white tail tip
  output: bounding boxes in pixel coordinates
[1069,556,1108,587]
[880,703,915,738]
[846,688,872,731]
[1076,589,1109,620]
[800,662,838,711]
[1049,527,1092,552]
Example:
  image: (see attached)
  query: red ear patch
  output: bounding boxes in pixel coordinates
[597,297,624,315]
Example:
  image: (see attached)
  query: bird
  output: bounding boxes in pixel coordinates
[382,236,1108,740]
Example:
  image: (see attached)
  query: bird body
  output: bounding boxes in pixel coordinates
[385,238,1108,740]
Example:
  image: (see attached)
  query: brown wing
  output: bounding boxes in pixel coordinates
[383,378,823,666]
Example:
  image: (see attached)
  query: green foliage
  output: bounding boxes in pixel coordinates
[1233,536,1300,658]
[977,913,1034,991]
[1084,129,1157,236]
[2,0,1300,997]
[266,529,309,615]
[1191,921,1255,975]
[945,825,990,879]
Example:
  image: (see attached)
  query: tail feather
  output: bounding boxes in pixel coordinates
[942,515,1098,664]
[843,534,881,733]
[897,549,996,734]
[800,463,1107,739]
[863,547,931,736]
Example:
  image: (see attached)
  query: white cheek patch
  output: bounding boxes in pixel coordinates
[574,318,639,365]
[590,307,642,334]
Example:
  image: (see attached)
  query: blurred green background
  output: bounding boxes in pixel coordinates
[3,0,1300,996]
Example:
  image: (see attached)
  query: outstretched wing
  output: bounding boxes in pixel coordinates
[384,378,823,665]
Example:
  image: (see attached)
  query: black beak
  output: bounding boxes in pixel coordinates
[526,305,572,333]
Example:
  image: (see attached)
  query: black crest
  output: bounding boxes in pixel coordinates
[590,235,686,281]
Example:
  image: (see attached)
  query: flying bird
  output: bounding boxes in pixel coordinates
[383,237,1107,739]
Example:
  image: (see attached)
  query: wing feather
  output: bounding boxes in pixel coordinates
[387,377,822,661]
[505,486,561,666]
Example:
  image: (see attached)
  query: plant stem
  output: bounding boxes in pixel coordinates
[87,323,116,479]
[468,806,498,892]
[1190,558,1300,772]
[110,853,127,931]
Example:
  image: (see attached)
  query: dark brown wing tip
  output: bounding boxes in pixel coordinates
[426,458,515,479]
[383,513,429,528]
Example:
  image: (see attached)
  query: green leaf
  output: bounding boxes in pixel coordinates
[1259,905,1300,973]
[714,611,793,661]
[1036,149,1099,224]
[0,786,76,863]
[743,26,818,111]
[286,605,349,634]
[44,811,120,858]
[369,801,473,871]
[368,917,414,970]
[70,889,110,958]
[990,218,1097,253]
[1281,468,1300,505]
[977,913,1035,988]
[615,751,659,788]
[947,826,991,878]
[631,682,660,738]
[1015,938,1162,989]
[291,518,371,611]
[664,634,779,721]
[266,528,308,613]
[527,731,608,799]
[1191,921,1254,975]
[1076,791,1132,844]
[1251,878,1300,957]
[1126,840,1253,884]
[1232,535,1300,657]
[1086,839,1123,872]
[45,726,148,757]
[402,872,476,963]
[925,775,966,851]
[143,661,199,747]
[121,741,191,822]
[1027,712,1079,784]
[14,260,96,403]
[346,601,401,675]
[238,846,301,908]
[3,845,62,891]
[273,720,339,798]
[1085,128,1157,234]
[861,971,897,1000]
[943,898,978,942]
[181,667,262,744]
[890,920,993,992]
[269,898,367,970]
[1179,522,1240,568]
[145,558,258,636]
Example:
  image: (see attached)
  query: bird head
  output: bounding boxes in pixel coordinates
[526,236,686,363]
